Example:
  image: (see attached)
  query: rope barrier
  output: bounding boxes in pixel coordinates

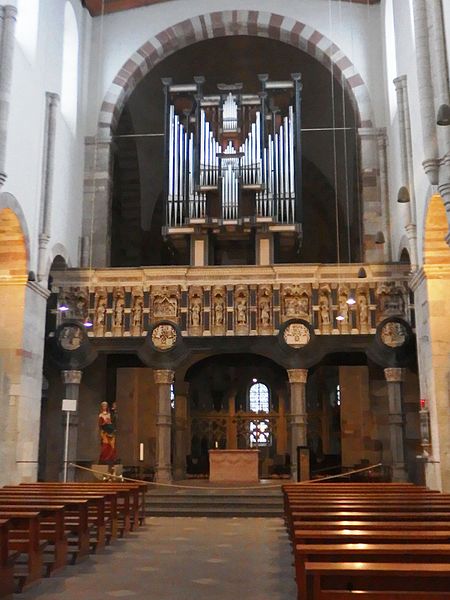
[70,462,383,492]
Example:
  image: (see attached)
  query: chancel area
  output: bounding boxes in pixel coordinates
[0,0,450,597]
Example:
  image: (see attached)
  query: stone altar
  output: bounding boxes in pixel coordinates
[209,449,259,482]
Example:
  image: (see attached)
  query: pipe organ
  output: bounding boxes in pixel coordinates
[162,74,303,265]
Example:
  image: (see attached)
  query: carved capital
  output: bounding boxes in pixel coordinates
[61,370,82,385]
[153,369,175,385]
[384,367,405,383]
[287,368,308,384]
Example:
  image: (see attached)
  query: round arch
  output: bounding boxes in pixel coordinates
[0,192,30,275]
[423,194,450,265]
[97,11,374,137]
[86,11,382,267]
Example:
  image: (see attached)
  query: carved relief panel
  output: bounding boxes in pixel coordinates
[356,286,370,334]
[337,285,351,333]
[318,284,331,334]
[112,288,125,335]
[212,286,226,335]
[189,287,203,335]
[376,282,406,323]
[258,284,272,334]
[281,284,311,322]
[131,289,144,336]
[235,285,249,335]
[152,286,179,324]
[94,288,107,336]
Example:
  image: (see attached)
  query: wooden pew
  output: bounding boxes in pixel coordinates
[0,494,91,563]
[0,519,14,600]
[296,544,450,600]
[305,562,450,599]
[0,512,43,592]
[0,504,66,575]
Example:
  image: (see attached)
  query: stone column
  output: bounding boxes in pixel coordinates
[37,92,60,282]
[154,369,174,482]
[412,0,439,184]
[61,370,82,482]
[393,76,418,269]
[287,368,308,481]
[173,383,188,480]
[227,391,237,449]
[384,368,408,482]
[429,0,450,155]
[0,5,17,189]
[376,129,391,262]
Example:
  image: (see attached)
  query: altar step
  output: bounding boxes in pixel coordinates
[145,488,284,517]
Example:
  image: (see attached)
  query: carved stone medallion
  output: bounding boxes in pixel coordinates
[380,321,407,348]
[283,323,311,348]
[151,323,177,351]
[58,325,83,351]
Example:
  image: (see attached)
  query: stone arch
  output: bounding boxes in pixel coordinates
[86,11,381,266]
[424,194,450,265]
[397,235,412,264]
[45,243,71,282]
[98,11,373,137]
[0,192,30,276]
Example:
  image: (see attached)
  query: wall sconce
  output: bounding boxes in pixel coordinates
[437,103,450,126]
[397,186,410,203]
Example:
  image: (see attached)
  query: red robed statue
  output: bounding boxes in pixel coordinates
[98,401,117,464]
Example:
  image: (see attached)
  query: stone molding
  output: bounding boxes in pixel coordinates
[153,369,175,385]
[384,367,405,383]
[61,370,82,385]
[287,369,308,384]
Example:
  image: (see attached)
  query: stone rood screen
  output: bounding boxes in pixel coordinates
[162,74,303,245]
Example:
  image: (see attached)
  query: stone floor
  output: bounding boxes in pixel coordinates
[19,517,297,600]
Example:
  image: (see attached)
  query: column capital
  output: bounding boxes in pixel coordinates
[3,6,18,19]
[61,370,82,385]
[154,369,175,385]
[384,367,405,383]
[287,368,308,384]
[46,91,60,107]
[393,74,407,89]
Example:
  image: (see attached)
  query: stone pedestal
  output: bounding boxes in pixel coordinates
[209,449,259,482]
[384,367,408,482]
[154,369,174,482]
[61,370,82,482]
[287,368,308,481]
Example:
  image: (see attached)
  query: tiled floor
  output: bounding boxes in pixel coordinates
[19,517,297,599]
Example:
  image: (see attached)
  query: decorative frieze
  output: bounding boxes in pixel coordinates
[52,265,414,339]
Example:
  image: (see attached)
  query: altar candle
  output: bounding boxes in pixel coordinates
[139,443,144,461]
[215,441,219,448]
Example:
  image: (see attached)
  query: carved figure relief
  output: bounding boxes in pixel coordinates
[283,322,310,348]
[113,290,125,334]
[58,324,83,351]
[189,291,202,332]
[131,293,144,336]
[318,286,331,333]
[94,291,107,336]
[235,286,248,332]
[151,323,177,351]
[338,287,350,332]
[152,286,178,322]
[74,289,88,320]
[357,289,369,333]
[377,282,405,320]
[282,284,310,321]
[258,286,272,330]
[212,287,226,333]
[381,321,407,348]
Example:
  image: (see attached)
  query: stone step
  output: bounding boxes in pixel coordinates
[146,496,282,506]
[145,505,284,517]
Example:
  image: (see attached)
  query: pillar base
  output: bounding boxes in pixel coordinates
[391,465,408,482]
[155,467,172,483]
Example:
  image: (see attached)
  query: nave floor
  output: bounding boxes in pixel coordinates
[19,517,297,599]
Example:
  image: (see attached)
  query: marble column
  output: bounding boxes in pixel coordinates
[38,92,60,282]
[287,368,308,481]
[61,370,82,482]
[0,5,17,189]
[376,129,392,262]
[173,383,188,480]
[384,368,408,482]
[154,369,174,482]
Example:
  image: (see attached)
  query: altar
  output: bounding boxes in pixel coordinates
[209,449,259,482]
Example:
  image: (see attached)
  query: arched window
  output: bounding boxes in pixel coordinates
[16,0,39,62]
[61,1,79,131]
[249,382,269,413]
[248,382,271,446]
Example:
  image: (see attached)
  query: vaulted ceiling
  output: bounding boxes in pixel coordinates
[82,0,380,17]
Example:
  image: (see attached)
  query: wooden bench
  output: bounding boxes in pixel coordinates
[0,519,14,600]
[305,562,450,599]
[296,543,450,600]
